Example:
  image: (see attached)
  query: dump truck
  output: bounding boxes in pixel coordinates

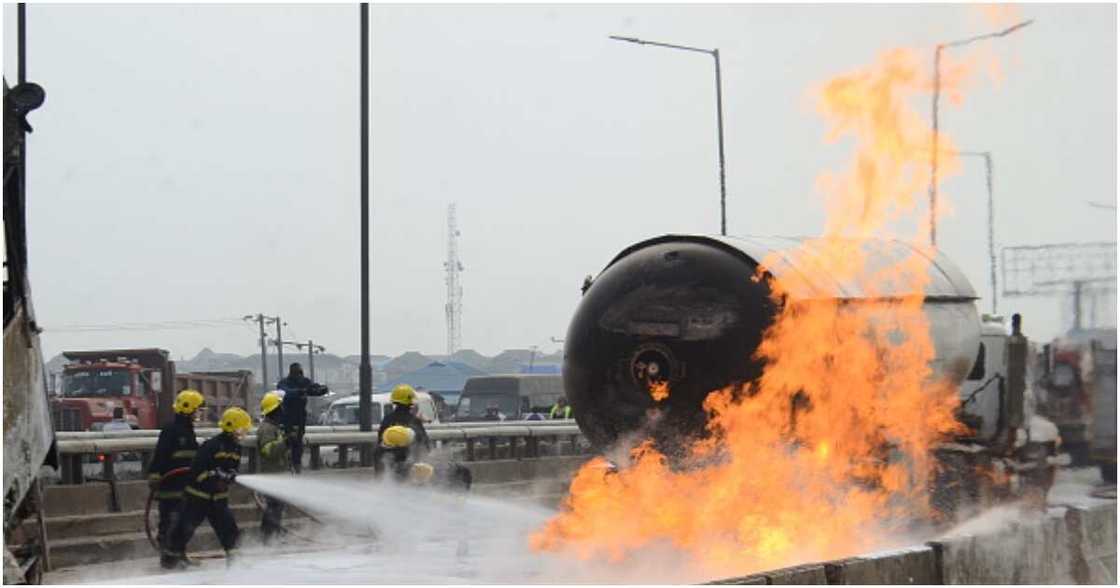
[51,348,254,431]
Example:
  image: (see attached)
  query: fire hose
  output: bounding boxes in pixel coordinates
[145,468,328,553]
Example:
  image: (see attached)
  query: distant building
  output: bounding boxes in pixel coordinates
[519,363,561,374]
[380,361,486,414]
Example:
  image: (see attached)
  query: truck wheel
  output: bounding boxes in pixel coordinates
[1100,461,1117,485]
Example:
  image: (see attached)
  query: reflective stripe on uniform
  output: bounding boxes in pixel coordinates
[171,449,197,459]
[185,486,229,501]
[214,451,240,460]
[155,490,184,500]
[196,471,211,482]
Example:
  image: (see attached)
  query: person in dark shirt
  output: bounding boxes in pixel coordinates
[373,385,430,479]
[146,390,203,552]
[162,407,250,569]
[277,362,328,473]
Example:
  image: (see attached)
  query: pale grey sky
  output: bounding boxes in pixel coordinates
[4,3,1116,361]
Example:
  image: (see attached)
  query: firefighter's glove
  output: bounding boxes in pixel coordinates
[213,469,237,483]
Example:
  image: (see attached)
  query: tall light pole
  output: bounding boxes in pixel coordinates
[609,35,728,236]
[928,19,1032,247]
[358,2,373,466]
[958,151,998,315]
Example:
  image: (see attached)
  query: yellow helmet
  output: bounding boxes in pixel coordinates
[409,462,435,484]
[219,407,252,434]
[173,390,205,415]
[381,425,415,448]
[390,384,416,406]
[260,391,283,416]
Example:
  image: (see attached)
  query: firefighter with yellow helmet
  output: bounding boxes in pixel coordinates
[163,406,250,569]
[146,389,204,553]
[373,385,431,479]
[256,391,289,543]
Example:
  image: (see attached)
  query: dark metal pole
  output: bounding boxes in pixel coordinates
[929,45,942,248]
[713,49,726,236]
[18,3,27,84]
[358,2,373,466]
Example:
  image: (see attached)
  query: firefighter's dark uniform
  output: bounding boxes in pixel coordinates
[146,413,198,550]
[256,412,290,543]
[165,432,242,562]
[373,404,431,479]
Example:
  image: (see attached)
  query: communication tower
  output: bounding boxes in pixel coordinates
[444,203,464,354]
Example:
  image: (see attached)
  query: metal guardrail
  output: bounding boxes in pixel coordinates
[55,421,587,486]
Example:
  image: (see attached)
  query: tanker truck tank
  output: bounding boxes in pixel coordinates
[564,234,982,451]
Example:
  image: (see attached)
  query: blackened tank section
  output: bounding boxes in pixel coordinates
[565,234,982,453]
[565,237,777,450]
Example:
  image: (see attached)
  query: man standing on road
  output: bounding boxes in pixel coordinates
[277,363,328,473]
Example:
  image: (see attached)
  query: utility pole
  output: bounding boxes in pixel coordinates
[271,316,286,376]
[244,314,272,390]
[277,339,325,381]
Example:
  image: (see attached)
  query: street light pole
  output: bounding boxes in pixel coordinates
[928,19,1032,247]
[958,151,997,315]
[609,35,728,236]
[358,2,373,466]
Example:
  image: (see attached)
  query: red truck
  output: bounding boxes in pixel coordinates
[51,348,254,431]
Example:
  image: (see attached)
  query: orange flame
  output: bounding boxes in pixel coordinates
[532,47,980,579]
[648,381,670,402]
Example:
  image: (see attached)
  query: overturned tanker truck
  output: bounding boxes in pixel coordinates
[564,234,1062,515]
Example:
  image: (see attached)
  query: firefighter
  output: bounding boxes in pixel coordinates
[372,385,430,478]
[549,397,572,419]
[147,389,204,552]
[162,407,250,569]
[277,362,328,473]
[256,391,289,544]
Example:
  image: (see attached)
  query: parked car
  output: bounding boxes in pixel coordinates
[319,390,440,426]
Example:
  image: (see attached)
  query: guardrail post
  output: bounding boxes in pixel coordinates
[247,452,259,474]
[569,434,578,455]
[310,445,321,470]
[488,437,497,460]
[466,439,475,462]
[140,450,153,473]
[61,455,83,485]
[339,445,350,469]
[101,453,114,482]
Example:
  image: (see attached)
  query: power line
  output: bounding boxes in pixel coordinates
[44,317,250,333]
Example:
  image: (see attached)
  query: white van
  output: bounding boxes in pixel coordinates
[319,390,440,426]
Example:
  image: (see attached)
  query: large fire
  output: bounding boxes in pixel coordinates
[531,47,984,578]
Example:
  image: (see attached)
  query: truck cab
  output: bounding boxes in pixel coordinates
[52,358,158,431]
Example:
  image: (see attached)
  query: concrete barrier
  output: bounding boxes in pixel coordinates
[709,501,1116,585]
[823,546,939,585]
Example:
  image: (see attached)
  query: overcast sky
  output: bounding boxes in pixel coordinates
[4,3,1116,361]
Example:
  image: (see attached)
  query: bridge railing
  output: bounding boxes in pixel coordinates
[54,421,588,485]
